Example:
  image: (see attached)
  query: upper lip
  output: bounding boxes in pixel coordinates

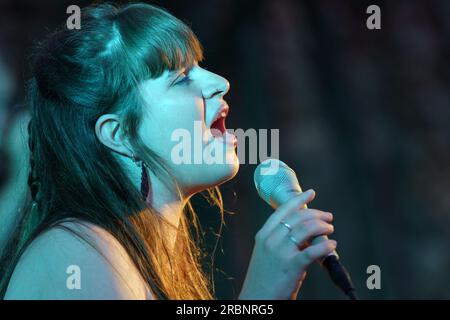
[208,103,229,128]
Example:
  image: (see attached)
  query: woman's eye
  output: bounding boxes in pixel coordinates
[175,73,191,85]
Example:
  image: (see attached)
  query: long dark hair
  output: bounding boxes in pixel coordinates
[0,2,224,299]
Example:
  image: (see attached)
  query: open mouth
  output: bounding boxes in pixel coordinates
[210,114,227,137]
[207,104,237,148]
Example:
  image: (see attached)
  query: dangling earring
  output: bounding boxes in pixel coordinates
[132,153,149,201]
[140,161,149,201]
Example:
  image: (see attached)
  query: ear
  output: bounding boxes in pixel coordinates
[95,114,132,157]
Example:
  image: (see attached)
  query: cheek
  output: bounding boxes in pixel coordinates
[138,97,206,158]
[161,94,204,128]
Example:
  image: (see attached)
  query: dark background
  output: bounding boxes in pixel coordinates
[1,0,450,299]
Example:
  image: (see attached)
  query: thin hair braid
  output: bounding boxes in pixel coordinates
[23,119,43,239]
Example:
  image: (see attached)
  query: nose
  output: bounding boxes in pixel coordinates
[201,69,230,100]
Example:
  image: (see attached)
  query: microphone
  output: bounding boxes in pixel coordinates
[254,159,357,300]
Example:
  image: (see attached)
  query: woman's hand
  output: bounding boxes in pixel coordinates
[239,189,336,300]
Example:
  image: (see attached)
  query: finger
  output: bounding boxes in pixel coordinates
[270,220,333,256]
[261,189,316,235]
[293,240,337,266]
[290,220,334,247]
[273,209,332,240]
[276,189,316,218]
[265,219,297,251]
[294,209,333,224]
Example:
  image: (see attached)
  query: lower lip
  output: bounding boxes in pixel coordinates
[215,131,237,147]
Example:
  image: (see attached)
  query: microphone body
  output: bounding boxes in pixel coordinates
[254,159,357,299]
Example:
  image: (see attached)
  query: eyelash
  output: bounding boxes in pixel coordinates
[175,72,192,85]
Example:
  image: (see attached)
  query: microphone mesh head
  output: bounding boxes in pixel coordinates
[254,159,301,206]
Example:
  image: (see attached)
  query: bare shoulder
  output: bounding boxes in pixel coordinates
[4,221,155,300]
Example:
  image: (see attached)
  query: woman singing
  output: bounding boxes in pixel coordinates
[0,2,336,299]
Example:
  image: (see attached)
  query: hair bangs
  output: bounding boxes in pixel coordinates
[117,3,204,79]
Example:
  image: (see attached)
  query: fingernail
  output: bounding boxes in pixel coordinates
[327,212,333,219]
[331,240,337,246]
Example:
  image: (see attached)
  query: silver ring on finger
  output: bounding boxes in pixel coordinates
[288,235,300,247]
[280,220,293,232]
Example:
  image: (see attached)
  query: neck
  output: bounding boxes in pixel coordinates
[146,174,189,251]
[120,155,190,251]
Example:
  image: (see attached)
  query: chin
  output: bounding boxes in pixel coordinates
[214,157,240,186]
[182,155,240,195]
